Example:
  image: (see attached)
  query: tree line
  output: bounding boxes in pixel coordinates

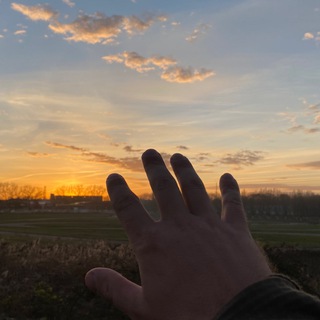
[1,182,319,221]
[212,190,320,222]
[0,182,108,200]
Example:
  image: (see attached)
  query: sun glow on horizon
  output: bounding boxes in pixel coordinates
[0,0,319,197]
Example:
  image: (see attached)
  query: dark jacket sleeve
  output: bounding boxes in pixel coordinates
[215,275,320,320]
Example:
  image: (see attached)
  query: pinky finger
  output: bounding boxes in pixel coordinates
[219,173,248,230]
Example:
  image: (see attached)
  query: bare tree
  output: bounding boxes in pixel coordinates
[72,184,85,196]
[0,182,19,200]
[18,185,43,200]
[54,184,108,199]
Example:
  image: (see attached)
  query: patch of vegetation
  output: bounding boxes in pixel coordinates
[265,245,320,297]
[0,239,137,320]
[0,238,319,320]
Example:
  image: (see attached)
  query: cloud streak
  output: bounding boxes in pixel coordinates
[14,29,27,35]
[124,145,143,153]
[62,0,75,8]
[46,141,144,172]
[27,152,50,158]
[186,23,211,42]
[103,51,214,83]
[45,141,175,172]
[288,161,320,170]
[218,150,264,168]
[161,66,214,83]
[279,102,320,135]
[48,12,166,44]
[11,3,58,21]
[12,3,166,45]
[303,31,320,42]
[103,51,177,72]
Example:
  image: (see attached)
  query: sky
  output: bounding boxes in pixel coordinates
[0,0,320,197]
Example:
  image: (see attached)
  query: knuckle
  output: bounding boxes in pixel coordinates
[222,190,242,206]
[154,176,175,191]
[134,226,162,255]
[187,177,205,190]
[112,192,139,213]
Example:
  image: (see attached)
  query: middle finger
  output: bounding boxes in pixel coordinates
[171,153,218,223]
[142,149,188,221]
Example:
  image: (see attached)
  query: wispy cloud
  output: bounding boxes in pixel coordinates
[304,128,320,134]
[45,141,86,152]
[308,103,320,124]
[62,0,75,8]
[288,161,320,170]
[286,124,319,134]
[186,23,211,42]
[303,31,320,42]
[103,51,177,72]
[11,3,58,21]
[45,141,144,172]
[218,150,264,168]
[176,145,189,150]
[103,51,214,83]
[48,12,166,44]
[27,152,50,158]
[14,29,26,35]
[123,145,143,153]
[161,66,214,83]
[303,32,315,40]
[287,124,305,133]
[279,102,320,134]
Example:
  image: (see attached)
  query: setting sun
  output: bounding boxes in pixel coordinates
[0,0,319,196]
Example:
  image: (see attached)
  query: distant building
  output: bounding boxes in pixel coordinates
[50,194,104,212]
[0,198,49,212]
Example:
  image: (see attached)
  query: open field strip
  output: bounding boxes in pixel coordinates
[0,212,319,247]
[0,212,128,242]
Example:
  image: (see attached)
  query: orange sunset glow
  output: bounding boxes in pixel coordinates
[1,0,320,197]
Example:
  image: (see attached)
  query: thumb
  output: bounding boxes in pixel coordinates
[85,267,144,317]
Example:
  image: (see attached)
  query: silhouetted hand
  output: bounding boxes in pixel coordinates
[85,149,272,320]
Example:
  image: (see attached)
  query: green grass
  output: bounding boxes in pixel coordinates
[0,212,127,242]
[249,222,320,248]
[0,212,319,247]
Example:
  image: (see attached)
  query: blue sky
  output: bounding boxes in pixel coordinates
[0,0,319,195]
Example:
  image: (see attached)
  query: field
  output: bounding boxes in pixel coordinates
[0,211,319,248]
[0,212,319,319]
[249,221,320,248]
[0,212,128,243]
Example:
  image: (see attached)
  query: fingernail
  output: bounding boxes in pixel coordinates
[170,153,185,162]
[142,149,163,165]
[219,173,239,193]
[107,174,124,185]
[85,271,97,293]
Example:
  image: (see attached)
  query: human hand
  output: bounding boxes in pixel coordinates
[85,149,272,320]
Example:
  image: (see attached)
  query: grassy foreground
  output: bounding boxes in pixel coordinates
[0,239,319,320]
[0,239,135,320]
[0,212,319,319]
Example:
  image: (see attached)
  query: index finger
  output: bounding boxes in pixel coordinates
[107,173,153,243]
